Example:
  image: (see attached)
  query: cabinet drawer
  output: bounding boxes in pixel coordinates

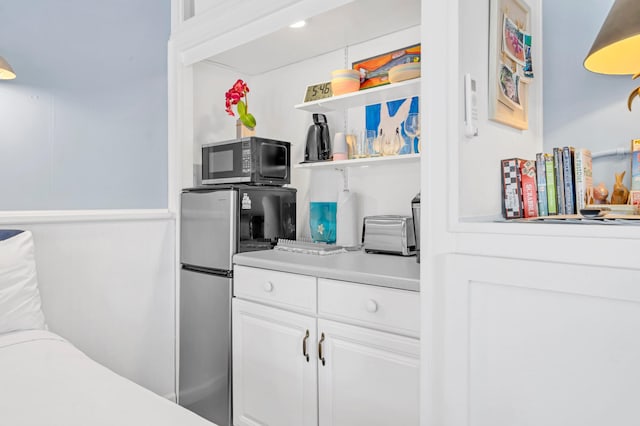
[234,265,317,314]
[318,279,419,337]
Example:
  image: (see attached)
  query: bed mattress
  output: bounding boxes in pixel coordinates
[0,330,216,426]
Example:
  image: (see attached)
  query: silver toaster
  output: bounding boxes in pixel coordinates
[362,215,416,256]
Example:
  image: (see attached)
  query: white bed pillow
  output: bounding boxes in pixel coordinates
[0,230,47,333]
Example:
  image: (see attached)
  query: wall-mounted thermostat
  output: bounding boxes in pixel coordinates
[464,73,479,138]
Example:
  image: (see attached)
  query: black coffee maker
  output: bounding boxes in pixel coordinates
[304,113,332,162]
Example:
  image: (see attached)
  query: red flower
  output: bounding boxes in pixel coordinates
[232,79,248,94]
[230,92,241,103]
[223,79,256,129]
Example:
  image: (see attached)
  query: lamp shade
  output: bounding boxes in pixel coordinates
[584,0,640,75]
[0,56,16,79]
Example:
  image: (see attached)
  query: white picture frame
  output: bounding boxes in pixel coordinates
[489,0,531,130]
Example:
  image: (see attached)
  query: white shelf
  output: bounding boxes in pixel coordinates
[294,153,420,170]
[294,78,421,113]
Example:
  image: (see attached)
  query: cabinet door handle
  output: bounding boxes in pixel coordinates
[302,329,310,362]
[318,332,326,366]
[263,281,274,292]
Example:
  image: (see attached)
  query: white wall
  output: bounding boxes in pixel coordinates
[458,0,543,219]
[456,0,636,218]
[8,217,177,399]
[543,0,634,194]
[192,27,421,240]
[191,63,251,185]
[0,0,169,210]
[0,0,177,399]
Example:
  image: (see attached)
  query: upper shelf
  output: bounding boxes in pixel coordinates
[294,78,420,113]
[294,153,420,170]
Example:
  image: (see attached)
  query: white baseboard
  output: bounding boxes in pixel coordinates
[0,209,174,225]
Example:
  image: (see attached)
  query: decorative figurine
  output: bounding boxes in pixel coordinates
[611,171,630,205]
[586,185,595,205]
[592,182,609,204]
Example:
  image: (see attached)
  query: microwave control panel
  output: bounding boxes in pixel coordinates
[242,148,251,173]
[241,140,252,173]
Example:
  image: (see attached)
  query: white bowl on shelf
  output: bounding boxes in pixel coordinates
[388,62,421,83]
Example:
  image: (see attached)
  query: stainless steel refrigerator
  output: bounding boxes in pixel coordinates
[178,184,296,426]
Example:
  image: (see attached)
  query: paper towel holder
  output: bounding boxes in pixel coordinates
[335,168,360,248]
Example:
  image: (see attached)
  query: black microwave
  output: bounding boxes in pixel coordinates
[202,137,291,186]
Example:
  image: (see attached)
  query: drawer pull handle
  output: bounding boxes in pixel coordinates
[302,329,310,362]
[318,332,326,366]
[263,281,274,292]
[366,299,378,313]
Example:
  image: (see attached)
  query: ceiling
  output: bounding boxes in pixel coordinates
[206,0,421,75]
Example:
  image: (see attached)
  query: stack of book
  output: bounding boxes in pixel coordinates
[501,146,593,219]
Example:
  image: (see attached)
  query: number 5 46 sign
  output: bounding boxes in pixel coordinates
[303,81,333,102]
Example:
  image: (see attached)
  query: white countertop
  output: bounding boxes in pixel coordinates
[233,249,420,292]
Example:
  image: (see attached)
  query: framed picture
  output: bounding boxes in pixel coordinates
[353,44,421,90]
[366,96,420,155]
[489,0,531,130]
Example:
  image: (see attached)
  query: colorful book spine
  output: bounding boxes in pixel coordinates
[501,158,524,219]
[573,148,592,211]
[544,153,557,215]
[584,149,593,206]
[553,148,565,214]
[632,139,640,191]
[520,159,539,218]
[535,153,548,216]
[562,146,575,214]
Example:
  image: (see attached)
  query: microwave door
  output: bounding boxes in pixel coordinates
[180,189,237,272]
[202,141,249,184]
[259,142,289,182]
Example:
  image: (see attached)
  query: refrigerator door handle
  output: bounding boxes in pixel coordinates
[182,264,233,278]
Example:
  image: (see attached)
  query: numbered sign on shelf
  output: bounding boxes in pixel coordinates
[303,81,333,102]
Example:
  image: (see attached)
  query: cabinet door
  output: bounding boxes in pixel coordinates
[317,319,420,426]
[232,299,317,426]
[442,254,640,426]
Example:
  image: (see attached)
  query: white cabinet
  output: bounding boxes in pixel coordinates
[316,278,420,425]
[317,278,420,337]
[441,254,640,426]
[232,299,318,426]
[317,319,420,426]
[232,265,420,426]
[233,265,317,315]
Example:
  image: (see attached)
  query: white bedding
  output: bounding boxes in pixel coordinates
[0,330,216,426]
